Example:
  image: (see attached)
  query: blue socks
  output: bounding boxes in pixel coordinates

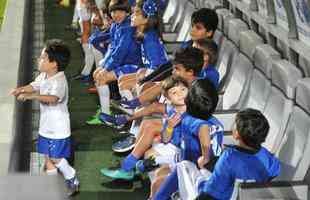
[121,153,138,172]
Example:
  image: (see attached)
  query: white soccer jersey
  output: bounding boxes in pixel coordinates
[30,72,71,139]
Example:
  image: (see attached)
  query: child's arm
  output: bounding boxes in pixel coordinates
[17,93,60,104]
[10,85,35,96]
[198,125,211,169]
[127,102,166,121]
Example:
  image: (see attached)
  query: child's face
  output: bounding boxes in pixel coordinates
[193,43,210,67]
[167,84,188,106]
[111,10,127,24]
[172,64,194,81]
[190,23,213,41]
[131,7,147,27]
[37,48,57,73]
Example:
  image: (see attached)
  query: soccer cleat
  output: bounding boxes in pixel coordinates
[99,112,116,127]
[112,135,136,153]
[100,168,134,180]
[120,98,141,110]
[65,175,79,196]
[136,156,159,173]
[86,115,103,125]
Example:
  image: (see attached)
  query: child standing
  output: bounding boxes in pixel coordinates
[11,39,79,196]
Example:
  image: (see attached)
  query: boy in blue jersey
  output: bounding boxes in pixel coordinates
[100,77,189,180]
[194,108,281,200]
[152,78,223,200]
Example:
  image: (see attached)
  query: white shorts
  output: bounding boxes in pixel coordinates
[153,143,180,158]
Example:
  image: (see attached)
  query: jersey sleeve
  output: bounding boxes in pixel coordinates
[30,73,45,91]
[198,150,234,199]
[49,78,66,102]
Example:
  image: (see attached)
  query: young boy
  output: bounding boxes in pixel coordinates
[100,77,188,180]
[11,39,79,196]
[152,78,224,200]
[195,109,281,200]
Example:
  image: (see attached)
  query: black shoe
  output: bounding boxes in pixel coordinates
[136,156,159,173]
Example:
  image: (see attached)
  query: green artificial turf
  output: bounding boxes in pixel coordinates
[43,1,149,199]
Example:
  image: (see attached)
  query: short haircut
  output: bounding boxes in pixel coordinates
[173,47,204,76]
[162,77,189,98]
[196,39,218,65]
[109,0,130,13]
[44,39,71,71]
[185,78,218,120]
[235,108,270,150]
[191,8,218,35]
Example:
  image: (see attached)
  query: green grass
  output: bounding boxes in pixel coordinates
[43,1,149,199]
[0,0,8,30]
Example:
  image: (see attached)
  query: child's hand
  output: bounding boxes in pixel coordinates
[10,88,24,96]
[197,156,208,169]
[167,113,182,128]
[17,93,35,102]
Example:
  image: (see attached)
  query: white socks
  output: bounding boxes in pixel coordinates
[81,43,95,76]
[46,168,58,176]
[130,119,141,138]
[55,158,76,180]
[97,85,110,114]
[92,45,103,68]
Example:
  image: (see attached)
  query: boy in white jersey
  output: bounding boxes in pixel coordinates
[11,39,79,196]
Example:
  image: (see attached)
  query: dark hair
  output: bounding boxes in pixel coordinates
[162,77,189,97]
[173,47,204,76]
[44,39,71,71]
[185,78,218,120]
[235,108,270,150]
[134,1,162,41]
[109,0,130,13]
[191,8,218,37]
[196,39,218,65]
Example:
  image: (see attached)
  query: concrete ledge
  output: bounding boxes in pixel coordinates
[0,0,32,175]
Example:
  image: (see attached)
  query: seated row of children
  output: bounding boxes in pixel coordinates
[11,0,281,198]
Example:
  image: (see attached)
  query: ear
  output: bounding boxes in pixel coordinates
[232,130,242,141]
[206,30,214,39]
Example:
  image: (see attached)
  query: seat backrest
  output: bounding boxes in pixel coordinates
[162,0,178,24]
[253,44,281,79]
[262,60,302,153]
[175,3,195,42]
[213,30,224,49]
[222,53,254,110]
[239,30,264,59]
[276,78,310,181]
[216,39,238,89]
[169,0,187,32]
[240,69,271,112]
[216,8,234,33]
[227,18,249,47]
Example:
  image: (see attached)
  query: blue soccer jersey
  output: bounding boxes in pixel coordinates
[198,64,220,89]
[141,30,169,70]
[198,145,281,200]
[180,113,224,163]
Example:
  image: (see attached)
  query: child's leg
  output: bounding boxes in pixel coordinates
[45,156,58,175]
[97,71,117,114]
[150,165,171,198]
[120,119,162,171]
[54,158,77,180]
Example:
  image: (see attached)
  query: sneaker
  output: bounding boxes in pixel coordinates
[135,156,159,173]
[86,115,103,125]
[112,135,136,153]
[65,175,79,196]
[99,112,116,127]
[111,100,134,115]
[100,168,134,180]
[80,74,92,83]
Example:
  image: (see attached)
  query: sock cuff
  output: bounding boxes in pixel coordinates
[46,168,58,175]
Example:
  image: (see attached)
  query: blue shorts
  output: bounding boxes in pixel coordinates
[114,64,140,78]
[37,135,71,159]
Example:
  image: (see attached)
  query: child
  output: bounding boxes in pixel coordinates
[194,108,281,200]
[194,38,219,88]
[87,0,143,125]
[120,8,219,110]
[11,39,79,196]
[152,78,224,200]
[100,77,188,180]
